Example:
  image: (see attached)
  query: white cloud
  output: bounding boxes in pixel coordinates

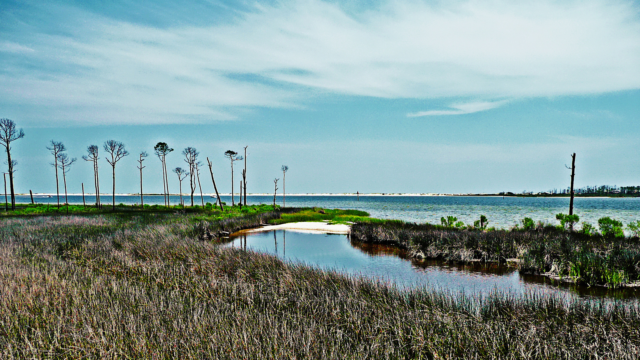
[407,100,509,117]
[2,0,640,125]
[0,42,35,54]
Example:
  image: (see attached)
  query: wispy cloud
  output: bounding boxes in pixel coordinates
[1,0,640,125]
[0,42,35,54]
[407,100,509,117]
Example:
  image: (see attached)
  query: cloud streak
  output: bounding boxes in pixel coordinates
[407,100,509,117]
[1,0,640,125]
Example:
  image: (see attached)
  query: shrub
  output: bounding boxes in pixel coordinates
[556,213,579,230]
[473,215,489,230]
[628,220,640,238]
[580,222,596,236]
[598,217,624,238]
[521,217,535,231]
[441,216,457,228]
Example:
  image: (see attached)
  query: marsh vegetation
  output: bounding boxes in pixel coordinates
[1,210,639,358]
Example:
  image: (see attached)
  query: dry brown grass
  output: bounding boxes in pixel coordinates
[1,214,639,359]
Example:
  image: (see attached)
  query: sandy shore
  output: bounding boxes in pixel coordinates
[238,221,350,235]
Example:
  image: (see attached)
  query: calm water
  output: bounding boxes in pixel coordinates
[16,194,640,229]
[225,230,640,301]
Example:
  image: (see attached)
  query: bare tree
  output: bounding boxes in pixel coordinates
[82,145,101,208]
[137,151,148,207]
[46,141,65,209]
[281,165,289,208]
[273,178,279,208]
[243,146,248,206]
[224,150,243,206]
[565,153,577,231]
[207,157,224,211]
[0,119,24,210]
[195,162,204,207]
[183,147,199,206]
[173,167,188,206]
[154,142,173,206]
[104,140,129,210]
[57,153,76,212]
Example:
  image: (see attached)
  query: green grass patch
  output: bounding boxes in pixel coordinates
[267,208,371,225]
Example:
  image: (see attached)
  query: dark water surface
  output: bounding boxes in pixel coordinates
[14,194,640,229]
[225,230,640,302]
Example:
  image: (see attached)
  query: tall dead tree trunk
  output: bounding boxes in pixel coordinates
[207,157,224,211]
[569,153,576,216]
[196,163,204,207]
[273,178,279,208]
[243,146,247,206]
[137,152,147,207]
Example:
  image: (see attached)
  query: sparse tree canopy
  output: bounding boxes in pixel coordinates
[173,167,188,206]
[137,151,148,207]
[224,150,237,159]
[224,150,243,206]
[47,140,66,209]
[57,153,76,209]
[104,140,129,210]
[83,145,101,208]
[154,142,173,206]
[183,147,199,206]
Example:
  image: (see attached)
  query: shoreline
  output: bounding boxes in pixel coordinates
[13,193,638,198]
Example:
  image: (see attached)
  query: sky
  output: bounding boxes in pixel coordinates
[1,0,640,195]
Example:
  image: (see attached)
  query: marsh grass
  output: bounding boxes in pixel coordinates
[267,208,377,225]
[351,222,640,288]
[1,214,640,358]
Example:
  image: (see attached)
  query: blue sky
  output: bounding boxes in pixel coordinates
[1,0,640,194]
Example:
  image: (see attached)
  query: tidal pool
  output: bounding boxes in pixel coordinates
[224,229,640,302]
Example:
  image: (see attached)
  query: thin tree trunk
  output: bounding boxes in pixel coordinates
[207,158,224,211]
[162,156,168,206]
[30,190,34,204]
[190,167,195,207]
[569,153,576,231]
[243,147,247,206]
[3,173,7,211]
[164,158,170,206]
[112,165,116,211]
[82,183,86,207]
[7,150,15,210]
[569,153,576,216]
[140,162,144,207]
[62,165,68,214]
[95,159,101,208]
[163,158,168,206]
[231,161,234,206]
[196,166,204,207]
[54,155,60,209]
[239,181,243,207]
[283,172,285,208]
[179,179,183,206]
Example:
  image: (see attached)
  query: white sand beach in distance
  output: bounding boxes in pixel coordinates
[237,222,350,235]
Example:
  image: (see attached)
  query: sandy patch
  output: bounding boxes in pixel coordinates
[239,221,350,235]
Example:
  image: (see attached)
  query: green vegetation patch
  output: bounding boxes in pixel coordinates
[267,208,372,225]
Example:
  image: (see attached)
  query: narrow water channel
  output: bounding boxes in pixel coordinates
[224,230,640,302]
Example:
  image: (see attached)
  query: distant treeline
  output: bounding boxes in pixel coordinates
[499,185,640,197]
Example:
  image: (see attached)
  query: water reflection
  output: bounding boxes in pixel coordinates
[224,230,640,302]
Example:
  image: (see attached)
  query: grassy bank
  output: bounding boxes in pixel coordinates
[1,213,639,358]
[351,222,640,288]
